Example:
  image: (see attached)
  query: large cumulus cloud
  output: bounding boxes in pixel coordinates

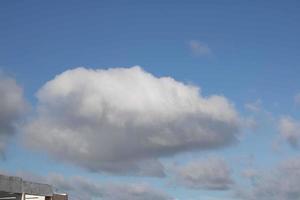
[0,74,27,154]
[24,66,240,176]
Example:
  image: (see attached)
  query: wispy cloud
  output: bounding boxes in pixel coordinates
[294,93,300,106]
[236,157,300,200]
[188,40,212,56]
[278,116,300,149]
[172,157,234,190]
[245,99,262,113]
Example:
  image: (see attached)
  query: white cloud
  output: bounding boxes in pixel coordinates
[24,66,240,176]
[278,116,300,149]
[0,74,27,154]
[173,157,234,190]
[236,157,300,200]
[188,40,212,56]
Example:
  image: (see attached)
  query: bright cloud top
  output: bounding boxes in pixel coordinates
[0,74,27,154]
[24,66,240,176]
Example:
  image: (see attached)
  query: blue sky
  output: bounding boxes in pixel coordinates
[1,1,300,200]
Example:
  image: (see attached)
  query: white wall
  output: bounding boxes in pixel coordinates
[25,195,45,200]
